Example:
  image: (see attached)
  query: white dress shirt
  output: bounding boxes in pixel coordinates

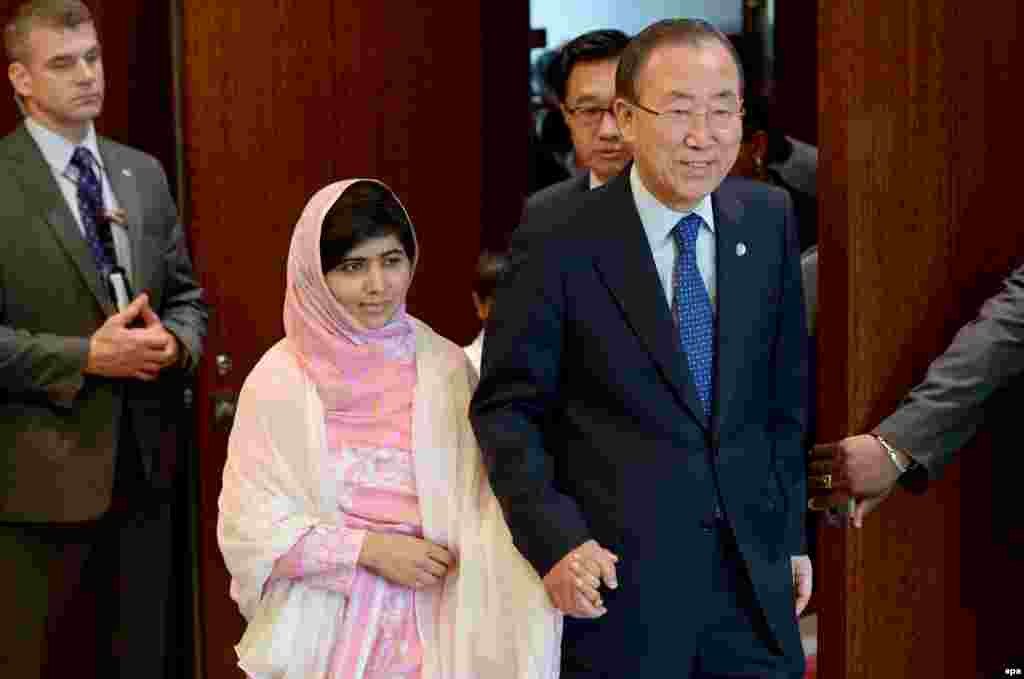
[463,330,484,377]
[630,164,716,310]
[25,118,133,281]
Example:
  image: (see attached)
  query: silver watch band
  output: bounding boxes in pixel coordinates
[871,433,909,475]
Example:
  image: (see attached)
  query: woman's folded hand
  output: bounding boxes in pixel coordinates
[358,532,454,590]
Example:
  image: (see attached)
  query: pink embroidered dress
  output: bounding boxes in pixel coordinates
[268,376,424,677]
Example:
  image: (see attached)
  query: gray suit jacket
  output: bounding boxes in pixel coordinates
[876,262,1024,478]
[0,123,207,522]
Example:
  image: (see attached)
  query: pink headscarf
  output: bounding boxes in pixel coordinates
[283,179,418,451]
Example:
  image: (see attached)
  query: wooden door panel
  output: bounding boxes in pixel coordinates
[179,4,339,677]
[817,0,1023,676]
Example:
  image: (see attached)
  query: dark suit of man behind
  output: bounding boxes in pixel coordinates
[0,3,207,678]
[472,20,809,678]
[523,171,590,224]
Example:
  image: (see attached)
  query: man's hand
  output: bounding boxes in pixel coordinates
[543,539,618,619]
[850,486,893,528]
[792,555,813,615]
[85,294,174,381]
[812,434,907,526]
[138,298,180,369]
[357,532,454,590]
[832,434,904,496]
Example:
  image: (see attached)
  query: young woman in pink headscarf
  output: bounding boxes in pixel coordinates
[217,180,561,679]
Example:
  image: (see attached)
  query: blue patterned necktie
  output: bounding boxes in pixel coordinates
[671,213,714,418]
[68,146,112,275]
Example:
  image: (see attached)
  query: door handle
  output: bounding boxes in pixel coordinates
[215,353,234,377]
[211,390,238,430]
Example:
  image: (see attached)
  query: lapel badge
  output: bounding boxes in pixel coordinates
[736,242,748,257]
[121,168,132,177]
[104,208,128,226]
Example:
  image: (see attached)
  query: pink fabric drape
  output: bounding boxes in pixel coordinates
[283,179,417,451]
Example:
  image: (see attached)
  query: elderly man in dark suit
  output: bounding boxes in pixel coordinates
[473,18,811,679]
[524,29,632,221]
[0,2,207,678]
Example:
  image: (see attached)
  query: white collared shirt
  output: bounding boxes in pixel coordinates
[463,330,484,377]
[630,164,716,310]
[25,118,133,280]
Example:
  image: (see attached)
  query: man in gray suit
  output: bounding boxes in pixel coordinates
[813,262,1024,525]
[524,29,632,220]
[0,2,207,677]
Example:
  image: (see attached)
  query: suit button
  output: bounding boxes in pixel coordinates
[700,517,715,533]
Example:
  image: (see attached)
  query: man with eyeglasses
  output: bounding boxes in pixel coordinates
[474,18,809,679]
[524,29,631,223]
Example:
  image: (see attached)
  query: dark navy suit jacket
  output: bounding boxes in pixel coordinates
[471,171,808,674]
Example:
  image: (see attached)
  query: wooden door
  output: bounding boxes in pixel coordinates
[176,2,528,677]
[816,0,1024,676]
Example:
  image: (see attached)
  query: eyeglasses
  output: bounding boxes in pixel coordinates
[629,100,744,135]
[564,103,616,128]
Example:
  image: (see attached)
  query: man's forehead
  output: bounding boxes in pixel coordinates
[25,22,98,57]
[566,58,618,98]
[638,43,739,95]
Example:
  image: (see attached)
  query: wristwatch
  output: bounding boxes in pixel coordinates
[871,433,909,474]
[872,433,928,494]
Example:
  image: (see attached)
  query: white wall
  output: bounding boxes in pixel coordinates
[531,0,743,57]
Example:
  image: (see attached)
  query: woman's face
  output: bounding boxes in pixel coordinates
[324,233,412,330]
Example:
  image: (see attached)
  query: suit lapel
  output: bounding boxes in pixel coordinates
[711,186,748,432]
[591,177,709,428]
[6,125,113,315]
[99,138,148,294]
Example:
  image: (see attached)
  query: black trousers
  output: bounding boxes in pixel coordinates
[0,416,177,679]
[561,522,805,679]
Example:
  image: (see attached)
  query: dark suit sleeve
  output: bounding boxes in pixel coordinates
[875,263,1024,479]
[0,319,89,408]
[771,193,810,556]
[147,156,207,373]
[470,228,591,578]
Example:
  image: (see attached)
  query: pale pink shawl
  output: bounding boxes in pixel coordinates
[283,179,417,451]
[219,180,563,679]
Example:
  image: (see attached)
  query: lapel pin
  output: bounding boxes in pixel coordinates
[736,242,748,257]
[121,168,132,177]
[104,208,128,226]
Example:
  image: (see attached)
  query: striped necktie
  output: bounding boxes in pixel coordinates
[68,146,111,275]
